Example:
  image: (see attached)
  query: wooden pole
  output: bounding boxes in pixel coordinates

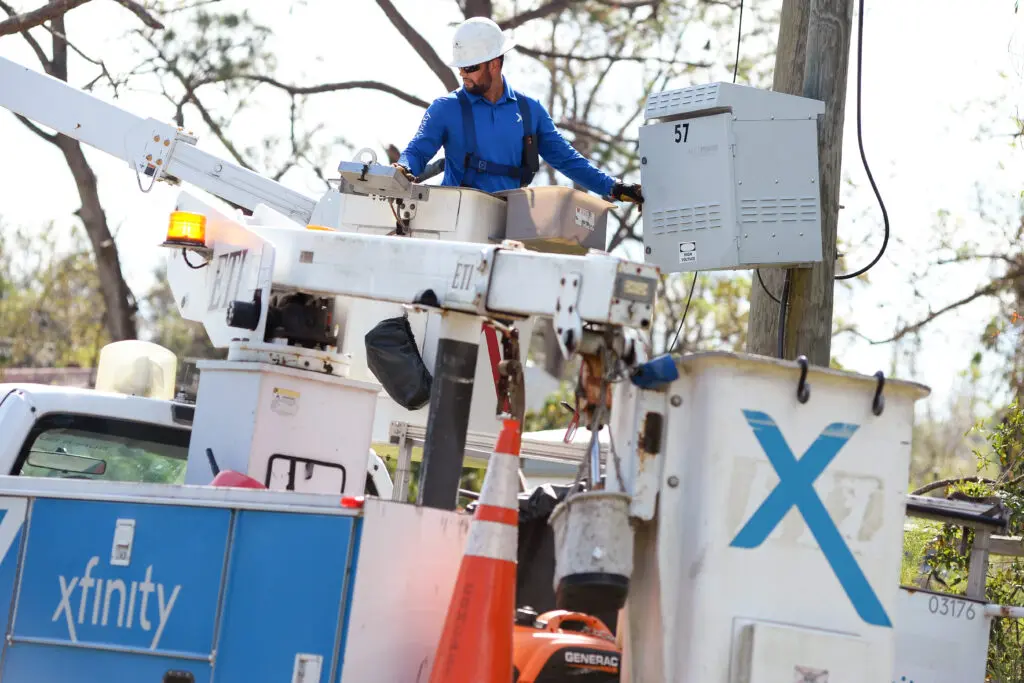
[745,0,854,365]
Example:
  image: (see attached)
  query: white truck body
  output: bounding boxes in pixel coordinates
[0,383,394,497]
[1,50,1019,683]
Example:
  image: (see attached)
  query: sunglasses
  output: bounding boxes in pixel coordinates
[458,62,484,74]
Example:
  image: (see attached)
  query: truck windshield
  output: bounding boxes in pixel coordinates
[18,414,189,485]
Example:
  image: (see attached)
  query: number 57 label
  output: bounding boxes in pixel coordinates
[673,122,689,144]
[929,594,978,620]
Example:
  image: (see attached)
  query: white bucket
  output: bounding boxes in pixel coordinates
[548,489,634,615]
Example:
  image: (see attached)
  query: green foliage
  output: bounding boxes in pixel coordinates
[138,266,222,361]
[524,380,577,432]
[376,453,485,508]
[0,222,109,368]
[0,223,221,370]
[913,400,1024,681]
[900,520,944,587]
[654,272,752,354]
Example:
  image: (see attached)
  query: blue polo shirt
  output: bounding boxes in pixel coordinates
[397,77,617,196]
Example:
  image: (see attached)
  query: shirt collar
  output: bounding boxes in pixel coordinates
[461,76,516,105]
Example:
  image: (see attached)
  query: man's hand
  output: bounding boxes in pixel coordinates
[392,163,415,182]
[611,181,643,212]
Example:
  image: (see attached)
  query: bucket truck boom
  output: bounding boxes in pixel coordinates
[0,54,318,221]
[163,188,656,510]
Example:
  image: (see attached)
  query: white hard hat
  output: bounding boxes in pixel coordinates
[449,17,516,68]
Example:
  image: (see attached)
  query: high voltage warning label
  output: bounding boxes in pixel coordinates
[679,241,697,264]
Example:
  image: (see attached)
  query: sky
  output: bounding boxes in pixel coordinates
[1,0,1024,419]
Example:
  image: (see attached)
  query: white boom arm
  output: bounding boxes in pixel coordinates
[0,55,317,222]
[170,191,658,353]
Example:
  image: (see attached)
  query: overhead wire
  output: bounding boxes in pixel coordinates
[835,0,890,279]
[668,0,745,353]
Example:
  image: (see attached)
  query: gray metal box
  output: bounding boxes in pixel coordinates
[638,81,825,273]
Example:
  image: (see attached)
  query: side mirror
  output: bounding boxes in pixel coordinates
[26,448,107,476]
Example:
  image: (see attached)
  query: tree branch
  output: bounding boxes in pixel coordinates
[911,476,1001,496]
[0,0,93,37]
[109,0,163,29]
[517,44,710,67]
[139,31,253,170]
[867,268,1024,345]
[50,8,67,81]
[498,0,576,31]
[33,21,122,93]
[14,113,58,144]
[594,0,661,7]
[229,75,431,109]
[178,89,253,170]
[375,0,458,92]
[933,253,1019,267]
[582,31,628,121]
[460,0,493,19]
[161,0,221,13]
[0,0,51,71]
[558,119,637,159]
[607,207,641,252]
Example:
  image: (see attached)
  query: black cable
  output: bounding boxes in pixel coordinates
[182,248,208,269]
[732,0,744,83]
[756,269,781,304]
[668,273,698,353]
[777,271,792,358]
[835,0,889,280]
[667,0,744,354]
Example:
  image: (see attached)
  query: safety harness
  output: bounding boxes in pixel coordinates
[456,89,539,188]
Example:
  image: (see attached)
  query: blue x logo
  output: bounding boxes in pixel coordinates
[731,409,891,628]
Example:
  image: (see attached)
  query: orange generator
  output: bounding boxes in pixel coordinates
[512,607,621,682]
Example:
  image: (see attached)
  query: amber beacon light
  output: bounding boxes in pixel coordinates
[164,211,208,248]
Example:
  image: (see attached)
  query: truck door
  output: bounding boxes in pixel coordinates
[0,389,39,472]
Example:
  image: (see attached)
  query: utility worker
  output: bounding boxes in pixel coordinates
[393,17,643,209]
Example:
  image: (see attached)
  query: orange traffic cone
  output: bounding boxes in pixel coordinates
[429,418,522,683]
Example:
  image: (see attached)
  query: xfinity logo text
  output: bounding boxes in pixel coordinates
[52,556,182,649]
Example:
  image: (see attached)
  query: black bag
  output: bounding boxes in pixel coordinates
[364,315,433,410]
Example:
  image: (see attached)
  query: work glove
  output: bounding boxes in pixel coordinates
[611,181,644,213]
[392,163,415,183]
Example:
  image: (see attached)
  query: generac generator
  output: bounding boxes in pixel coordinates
[512,608,621,682]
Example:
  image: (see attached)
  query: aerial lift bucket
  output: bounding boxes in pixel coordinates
[549,489,634,616]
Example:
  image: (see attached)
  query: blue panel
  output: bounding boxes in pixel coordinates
[2,641,211,682]
[337,516,363,679]
[215,510,356,681]
[0,497,31,649]
[0,527,24,634]
[14,498,230,656]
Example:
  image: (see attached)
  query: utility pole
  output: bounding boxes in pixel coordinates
[745,0,855,365]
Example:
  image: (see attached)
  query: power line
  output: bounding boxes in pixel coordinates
[835,0,890,279]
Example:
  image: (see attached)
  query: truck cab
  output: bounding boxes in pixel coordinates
[0,381,394,497]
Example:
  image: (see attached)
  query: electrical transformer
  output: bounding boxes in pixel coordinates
[638,81,826,273]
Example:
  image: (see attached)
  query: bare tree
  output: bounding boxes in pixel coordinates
[0,0,92,38]
[0,0,169,341]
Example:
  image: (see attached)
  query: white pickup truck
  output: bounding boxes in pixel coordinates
[0,381,395,496]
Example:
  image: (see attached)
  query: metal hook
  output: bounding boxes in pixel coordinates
[796,355,810,404]
[872,371,885,416]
